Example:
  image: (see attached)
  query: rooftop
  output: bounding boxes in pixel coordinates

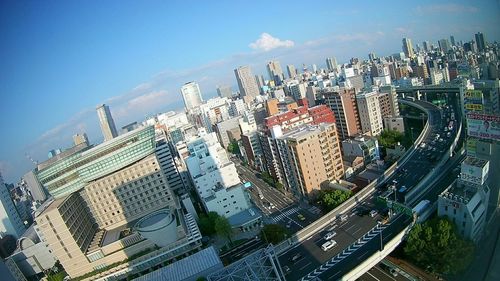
[463,156,488,168]
[227,207,262,227]
[441,179,483,202]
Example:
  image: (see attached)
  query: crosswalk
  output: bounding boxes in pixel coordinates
[271,207,300,223]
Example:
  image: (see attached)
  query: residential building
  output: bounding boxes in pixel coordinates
[214,117,241,148]
[266,60,284,85]
[287,64,297,79]
[181,81,203,111]
[0,173,25,238]
[322,88,361,140]
[378,86,400,118]
[96,104,118,142]
[384,116,405,133]
[22,170,47,203]
[234,66,260,102]
[275,123,344,198]
[342,135,380,165]
[356,91,384,136]
[155,130,185,193]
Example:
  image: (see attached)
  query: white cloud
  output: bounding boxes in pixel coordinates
[249,33,294,52]
[415,4,479,14]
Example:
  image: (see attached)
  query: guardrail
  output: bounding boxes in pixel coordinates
[275,101,432,255]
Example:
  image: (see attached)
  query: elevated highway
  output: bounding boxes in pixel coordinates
[275,97,464,281]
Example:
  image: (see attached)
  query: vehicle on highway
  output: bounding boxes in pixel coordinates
[321,240,337,251]
[324,231,337,240]
[398,186,407,193]
[290,253,302,263]
[297,214,305,221]
[390,268,398,277]
[369,210,378,217]
[286,220,292,228]
[283,265,290,274]
[259,192,264,200]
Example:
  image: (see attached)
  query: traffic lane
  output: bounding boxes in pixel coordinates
[238,171,291,210]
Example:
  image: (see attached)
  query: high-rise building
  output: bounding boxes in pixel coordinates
[181,81,203,111]
[266,60,284,85]
[72,133,89,146]
[323,88,361,140]
[0,173,25,238]
[216,85,233,99]
[475,32,487,52]
[356,91,384,136]
[378,86,400,118]
[276,123,344,197]
[22,170,47,202]
[402,38,415,58]
[96,104,118,142]
[422,41,430,52]
[450,35,456,46]
[287,64,297,79]
[234,66,260,102]
[438,38,451,53]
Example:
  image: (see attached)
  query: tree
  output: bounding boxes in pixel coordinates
[404,217,475,275]
[378,129,405,149]
[317,190,352,212]
[261,224,288,244]
[198,211,220,236]
[227,140,241,155]
[215,216,233,245]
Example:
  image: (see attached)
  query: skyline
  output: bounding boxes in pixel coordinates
[1,0,500,182]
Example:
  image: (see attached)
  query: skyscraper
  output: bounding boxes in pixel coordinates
[0,172,25,238]
[450,35,456,46]
[475,32,487,52]
[181,81,203,111]
[438,38,451,53]
[402,38,415,58]
[422,41,430,52]
[266,60,284,85]
[287,64,297,79]
[216,85,233,99]
[96,104,118,142]
[234,66,260,102]
[326,57,338,72]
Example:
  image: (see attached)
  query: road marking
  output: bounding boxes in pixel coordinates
[373,265,397,281]
[367,271,381,281]
[299,261,312,271]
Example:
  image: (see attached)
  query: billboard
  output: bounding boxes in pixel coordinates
[464,90,484,113]
[467,113,500,141]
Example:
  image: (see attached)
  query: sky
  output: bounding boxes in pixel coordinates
[1,0,499,183]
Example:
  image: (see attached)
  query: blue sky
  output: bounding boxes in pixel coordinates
[1,0,499,183]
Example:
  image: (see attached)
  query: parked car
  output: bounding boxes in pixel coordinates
[324,231,337,240]
[321,240,337,251]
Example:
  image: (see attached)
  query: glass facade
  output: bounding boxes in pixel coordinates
[37,126,156,198]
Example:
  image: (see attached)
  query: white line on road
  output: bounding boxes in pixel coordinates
[367,271,381,281]
[373,265,397,281]
[299,262,312,271]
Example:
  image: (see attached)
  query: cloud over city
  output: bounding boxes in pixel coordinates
[249,33,295,52]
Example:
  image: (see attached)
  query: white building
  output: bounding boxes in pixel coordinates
[181,81,203,111]
[289,82,307,101]
[0,173,25,238]
[384,116,405,133]
[198,97,231,133]
[22,171,47,203]
[228,98,246,117]
[356,91,384,136]
[185,131,254,220]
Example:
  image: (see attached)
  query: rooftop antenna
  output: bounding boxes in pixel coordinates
[25,153,38,165]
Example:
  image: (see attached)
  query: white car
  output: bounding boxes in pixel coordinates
[321,240,337,251]
[370,210,378,217]
[324,231,337,240]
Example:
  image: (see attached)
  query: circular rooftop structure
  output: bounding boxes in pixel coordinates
[135,208,178,247]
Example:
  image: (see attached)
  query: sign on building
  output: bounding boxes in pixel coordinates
[467,113,500,141]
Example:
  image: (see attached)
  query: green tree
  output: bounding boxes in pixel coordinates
[198,211,220,236]
[404,217,475,275]
[227,140,241,155]
[261,224,288,244]
[215,216,233,245]
[318,190,352,212]
[378,129,405,149]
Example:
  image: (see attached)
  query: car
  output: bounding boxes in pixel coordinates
[321,240,337,251]
[390,268,398,277]
[369,210,378,217]
[297,214,305,221]
[339,214,348,222]
[290,253,302,263]
[270,202,275,209]
[283,265,290,274]
[324,231,337,240]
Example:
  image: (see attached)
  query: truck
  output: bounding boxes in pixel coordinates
[412,200,431,219]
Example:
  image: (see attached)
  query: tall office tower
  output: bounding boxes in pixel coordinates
[34,125,202,279]
[438,38,451,53]
[450,35,456,46]
[402,38,415,58]
[356,91,384,136]
[234,66,260,102]
[266,60,284,85]
[181,81,203,111]
[475,32,487,52]
[422,41,430,52]
[216,85,233,99]
[155,130,184,193]
[0,172,25,238]
[287,64,297,79]
[72,133,89,146]
[96,104,118,142]
[22,170,47,202]
[323,89,361,140]
[276,123,344,198]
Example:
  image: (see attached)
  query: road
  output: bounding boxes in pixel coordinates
[278,99,463,280]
